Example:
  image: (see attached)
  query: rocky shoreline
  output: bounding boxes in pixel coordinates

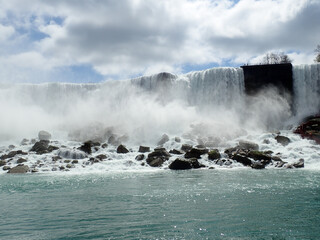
[0,128,310,174]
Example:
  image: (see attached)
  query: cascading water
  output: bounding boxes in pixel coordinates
[293,64,320,119]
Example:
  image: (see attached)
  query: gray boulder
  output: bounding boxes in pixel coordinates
[238,140,259,151]
[138,146,150,153]
[275,135,290,146]
[208,149,221,160]
[293,158,304,168]
[8,165,30,174]
[38,130,52,141]
[117,144,129,154]
[157,134,169,146]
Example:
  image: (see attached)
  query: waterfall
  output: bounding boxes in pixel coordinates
[293,64,320,119]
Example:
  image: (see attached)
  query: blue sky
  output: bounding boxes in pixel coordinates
[0,0,319,83]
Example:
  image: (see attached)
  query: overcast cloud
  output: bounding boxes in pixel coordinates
[0,0,319,82]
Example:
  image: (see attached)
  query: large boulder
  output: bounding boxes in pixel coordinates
[30,140,49,154]
[138,146,150,153]
[293,158,304,168]
[208,149,221,160]
[157,134,170,146]
[184,147,208,159]
[1,150,27,160]
[181,144,193,152]
[8,164,30,174]
[275,135,290,146]
[38,130,52,141]
[78,140,100,154]
[0,160,6,166]
[232,154,252,166]
[117,144,129,154]
[248,151,272,162]
[169,158,204,170]
[238,140,259,151]
[146,148,171,167]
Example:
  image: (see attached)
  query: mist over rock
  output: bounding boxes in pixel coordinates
[38,130,51,141]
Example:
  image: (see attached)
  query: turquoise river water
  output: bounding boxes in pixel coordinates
[1,169,320,240]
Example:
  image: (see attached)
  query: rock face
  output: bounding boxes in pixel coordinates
[117,144,129,154]
[8,165,30,174]
[275,135,290,146]
[38,130,52,141]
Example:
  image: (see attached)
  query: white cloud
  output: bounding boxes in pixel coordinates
[0,0,319,82]
[0,24,14,41]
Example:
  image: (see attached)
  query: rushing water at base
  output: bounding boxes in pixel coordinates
[1,170,320,240]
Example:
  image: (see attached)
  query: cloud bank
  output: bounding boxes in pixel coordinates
[0,0,319,82]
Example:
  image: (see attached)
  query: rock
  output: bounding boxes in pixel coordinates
[95,154,107,161]
[59,166,65,170]
[135,154,145,161]
[175,137,181,143]
[208,149,221,160]
[293,158,304,168]
[184,147,208,159]
[108,135,120,146]
[169,149,184,155]
[214,159,232,166]
[271,156,282,161]
[157,134,169,146]
[38,130,52,141]
[248,151,271,161]
[79,141,94,154]
[169,158,192,170]
[72,160,79,164]
[8,165,30,174]
[17,158,27,164]
[8,145,15,150]
[146,148,171,167]
[275,161,287,168]
[138,146,150,153]
[169,158,205,170]
[1,150,26,160]
[238,140,259,151]
[58,149,86,159]
[232,154,252,166]
[101,143,108,148]
[275,135,290,146]
[117,144,129,154]
[21,138,29,145]
[30,140,50,154]
[52,156,62,162]
[31,169,39,173]
[3,166,10,171]
[181,144,193,152]
[224,147,238,156]
[251,161,265,169]
[66,164,73,168]
[0,160,6,166]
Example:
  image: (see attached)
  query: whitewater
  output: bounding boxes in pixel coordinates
[0,64,320,173]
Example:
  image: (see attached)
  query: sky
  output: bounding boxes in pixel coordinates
[0,0,319,83]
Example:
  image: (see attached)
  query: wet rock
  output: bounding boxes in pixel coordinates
[64,160,71,163]
[52,156,62,162]
[248,151,271,161]
[1,150,28,160]
[135,154,145,161]
[169,149,184,155]
[138,146,150,153]
[208,149,221,160]
[95,154,107,161]
[174,137,181,143]
[117,144,129,154]
[238,140,259,151]
[101,143,108,148]
[3,166,10,171]
[30,140,50,154]
[214,159,232,166]
[59,166,65,170]
[38,130,52,141]
[232,154,252,166]
[271,156,282,161]
[17,158,27,164]
[251,161,265,169]
[31,169,39,173]
[181,144,193,152]
[66,164,73,168]
[0,160,6,166]
[275,135,290,146]
[184,147,208,159]
[224,147,238,156]
[146,148,171,167]
[293,158,304,168]
[71,160,79,164]
[169,158,192,170]
[79,141,94,154]
[275,161,287,168]
[8,164,30,174]
[157,134,169,146]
